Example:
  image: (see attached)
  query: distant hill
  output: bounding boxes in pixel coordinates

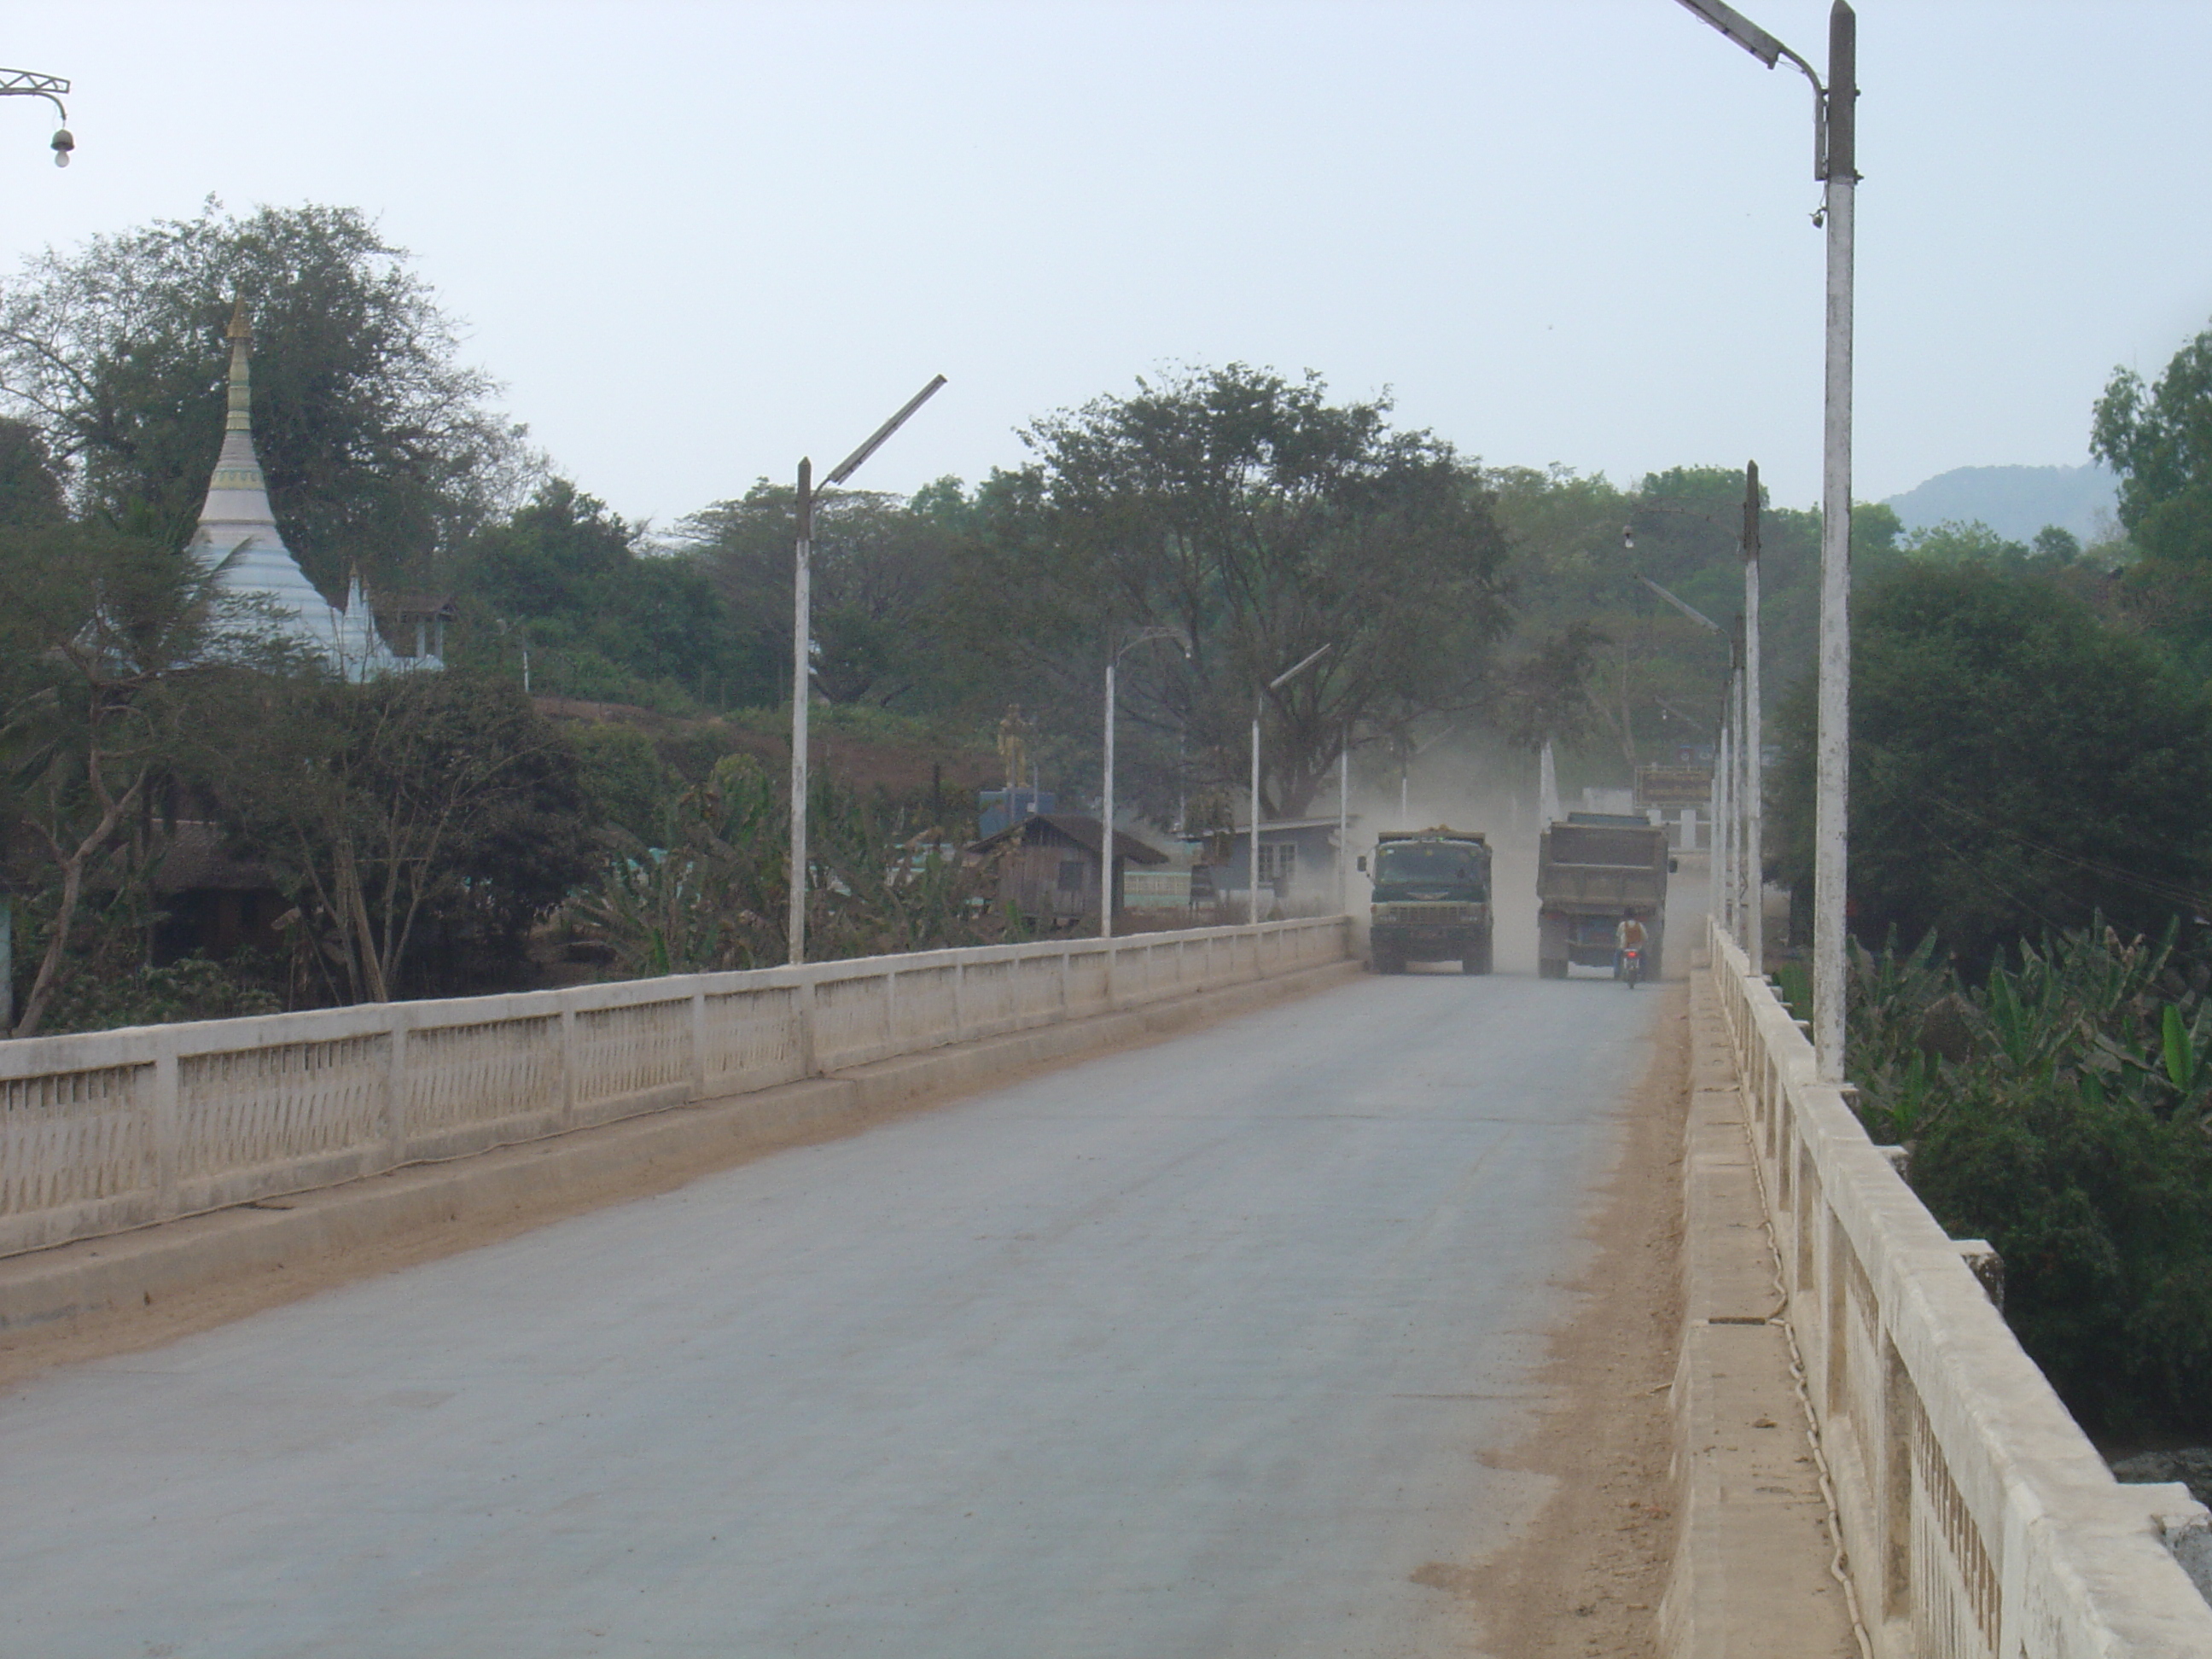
[1882,464,2118,544]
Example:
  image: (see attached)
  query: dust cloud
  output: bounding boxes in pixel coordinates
[1332,744,1711,981]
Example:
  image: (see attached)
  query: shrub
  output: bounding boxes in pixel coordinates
[1846,924,2212,1435]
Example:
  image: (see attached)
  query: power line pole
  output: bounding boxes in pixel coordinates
[1742,461,1764,978]
[1812,3,1858,1081]
[1672,0,1855,1080]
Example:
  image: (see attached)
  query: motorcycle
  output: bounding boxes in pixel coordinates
[1618,946,1643,989]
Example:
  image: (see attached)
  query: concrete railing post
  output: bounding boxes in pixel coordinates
[689,983,708,1100]
[558,1004,579,1131]
[796,979,818,1077]
[151,1043,179,1222]
[384,1015,409,1169]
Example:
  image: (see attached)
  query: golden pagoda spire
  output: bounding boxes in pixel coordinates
[224,292,252,434]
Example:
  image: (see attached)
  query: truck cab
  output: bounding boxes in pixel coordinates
[1364,830,1493,975]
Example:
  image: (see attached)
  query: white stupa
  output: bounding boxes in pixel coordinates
[187,297,417,680]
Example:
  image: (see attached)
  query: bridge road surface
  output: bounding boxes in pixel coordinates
[2,971,1663,1658]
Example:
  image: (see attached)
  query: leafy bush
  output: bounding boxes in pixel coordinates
[39,954,281,1035]
[1774,565,2212,968]
[1846,925,2212,1435]
[565,755,1021,976]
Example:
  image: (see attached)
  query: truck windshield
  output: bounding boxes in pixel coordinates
[1374,844,1485,887]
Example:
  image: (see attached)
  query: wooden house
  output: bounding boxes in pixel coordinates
[967,813,1167,928]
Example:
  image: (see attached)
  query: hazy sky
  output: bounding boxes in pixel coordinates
[3,1,2208,528]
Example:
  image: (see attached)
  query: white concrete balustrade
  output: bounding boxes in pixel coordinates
[0,918,1349,1260]
[1707,920,2212,1656]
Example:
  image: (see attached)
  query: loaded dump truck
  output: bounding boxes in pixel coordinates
[1361,828,1493,975]
[1536,813,1672,980]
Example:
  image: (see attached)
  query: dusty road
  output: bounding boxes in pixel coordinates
[1,970,1663,1658]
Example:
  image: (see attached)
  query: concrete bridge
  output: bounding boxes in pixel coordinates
[2,908,2207,1656]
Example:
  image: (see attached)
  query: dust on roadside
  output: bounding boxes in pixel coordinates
[1459,981,1690,1656]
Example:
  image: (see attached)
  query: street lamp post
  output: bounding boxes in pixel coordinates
[1337,732,1350,916]
[1251,645,1331,925]
[1717,686,1736,935]
[1623,464,1765,928]
[1101,627,1189,940]
[788,375,947,966]
[0,67,73,165]
[1742,462,1764,975]
[1674,0,1855,1080]
[0,62,73,1030]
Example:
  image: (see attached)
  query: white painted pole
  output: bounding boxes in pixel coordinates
[1249,696,1263,926]
[1813,3,1856,1083]
[1707,757,1721,917]
[1337,735,1349,916]
[787,458,812,966]
[783,377,946,968]
[1743,462,1765,977]
[1717,714,1735,939]
[1102,657,1116,940]
[1735,665,1750,937]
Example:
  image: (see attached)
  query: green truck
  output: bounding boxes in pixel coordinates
[1536,813,1672,980]
[1361,828,1493,975]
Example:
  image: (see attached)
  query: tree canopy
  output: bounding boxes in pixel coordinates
[2094,321,2212,570]
[0,201,531,595]
[679,478,969,713]
[952,365,1514,818]
[450,480,765,708]
[1774,562,2212,965]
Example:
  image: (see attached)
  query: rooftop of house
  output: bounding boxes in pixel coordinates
[968,812,1169,865]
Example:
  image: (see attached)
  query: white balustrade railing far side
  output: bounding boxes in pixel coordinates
[0,917,1353,1261]
[1704,919,2212,1657]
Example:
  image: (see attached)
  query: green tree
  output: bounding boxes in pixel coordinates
[0,521,257,1035]
[2093,323,2212,570]
[953,365,1514,818]
[1901,519,2029,565]
[212,670,595,1004]
[681,478,968,712]
[0,417,63,527]
[568,722,673,847]
[1773,563,2212,965]
[2032,525,2083,563]
[451,480,761,707]
[0,201,530,593]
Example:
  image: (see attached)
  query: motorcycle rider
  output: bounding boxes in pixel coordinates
[1615,910,1649,978]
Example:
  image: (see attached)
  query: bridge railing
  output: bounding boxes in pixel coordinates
[0,916,1352,1261]
[1707,919,2212,1655]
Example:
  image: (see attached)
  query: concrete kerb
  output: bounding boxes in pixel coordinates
[1702,920,2212,1653]
[0,956,1364,1337]
[1659,968,1861,1659]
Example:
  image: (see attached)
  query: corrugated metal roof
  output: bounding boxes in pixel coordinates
[967,813,1168,864]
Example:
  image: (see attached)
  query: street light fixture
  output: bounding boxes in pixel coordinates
[788,375,947,966]
[1100,626,1190,940]
[1673,0,1856,1081]
[0,68,73,165]
[1251,644,1331,925]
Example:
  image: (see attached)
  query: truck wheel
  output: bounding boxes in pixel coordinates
[1540,957,1567,980]
[1461,937,1493,975]
[1373,947,1401,975]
